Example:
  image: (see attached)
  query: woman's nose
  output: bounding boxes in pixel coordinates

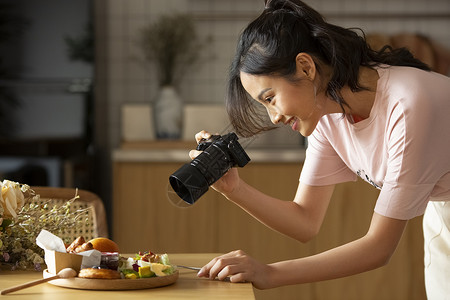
[268,109,282,124]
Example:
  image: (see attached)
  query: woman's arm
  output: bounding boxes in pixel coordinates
[199,212,407,289]
[267,212,407,287]
[222,177,335,242]
[190,131,335,243]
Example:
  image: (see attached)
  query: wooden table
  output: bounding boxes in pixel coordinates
[0,253,255,299]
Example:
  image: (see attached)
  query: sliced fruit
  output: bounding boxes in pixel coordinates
[138,266,155,278]
[150,263,170,276]
[125,273,138,279]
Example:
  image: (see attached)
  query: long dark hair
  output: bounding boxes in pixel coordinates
[227,0,431,137]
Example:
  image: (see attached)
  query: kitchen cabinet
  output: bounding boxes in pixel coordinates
[112,145,426,300]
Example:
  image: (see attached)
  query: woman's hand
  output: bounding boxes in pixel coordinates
[197,250,274,289]
[189,130,241,197]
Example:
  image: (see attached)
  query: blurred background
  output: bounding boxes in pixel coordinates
[1,0,449,223]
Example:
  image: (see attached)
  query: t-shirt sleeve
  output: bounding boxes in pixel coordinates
[375,182,432,220]
[300,127,357,186]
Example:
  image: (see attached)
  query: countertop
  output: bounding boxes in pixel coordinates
[0,253,255,299]
[113,141,305,163]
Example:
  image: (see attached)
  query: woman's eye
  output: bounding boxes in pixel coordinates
[265,96,273,103]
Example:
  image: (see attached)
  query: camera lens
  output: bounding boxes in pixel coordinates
[169,143,231,204]
[169,163,209,205]
[169,132,250,205]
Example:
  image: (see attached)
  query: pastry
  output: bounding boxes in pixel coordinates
[74,242,94,253]
[66,236,85,253]
[88,237,119,253]
[78,268,121,279]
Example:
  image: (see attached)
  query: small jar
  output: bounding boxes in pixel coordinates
[100,252,119,270]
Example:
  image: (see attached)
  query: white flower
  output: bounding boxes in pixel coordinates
[0,180,25,219]
[0,197,3,216]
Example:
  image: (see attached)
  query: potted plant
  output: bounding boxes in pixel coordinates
[139,13,204,139]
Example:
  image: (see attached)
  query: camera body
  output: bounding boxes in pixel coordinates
[169,132,250,205]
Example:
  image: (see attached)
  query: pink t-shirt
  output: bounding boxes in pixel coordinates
[300,66,450,220]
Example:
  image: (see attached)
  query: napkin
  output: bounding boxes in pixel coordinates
[36,229,66,252]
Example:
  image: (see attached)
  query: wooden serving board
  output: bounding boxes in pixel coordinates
[43,269,179,290]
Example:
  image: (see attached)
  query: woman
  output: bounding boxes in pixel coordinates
[190,0,450,298]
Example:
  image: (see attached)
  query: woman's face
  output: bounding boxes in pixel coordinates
[240,71,322,137]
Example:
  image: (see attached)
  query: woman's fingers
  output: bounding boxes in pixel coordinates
[198,250,248,280]
[195,130,211,143]
[197,250,273,289]
[190,131,211,159]
[190,130,210,159]
[197,254,223,278]
[229,271,248,283]
[217,264,249,282]
[189,150,202,160]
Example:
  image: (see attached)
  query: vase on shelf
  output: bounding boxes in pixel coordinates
[154,86,183,139]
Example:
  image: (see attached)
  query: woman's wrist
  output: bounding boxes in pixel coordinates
[222,178,246,203]
[263,263,285,289]
[221,182,241,202]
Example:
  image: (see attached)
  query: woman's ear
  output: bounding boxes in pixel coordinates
[295,53,316,80]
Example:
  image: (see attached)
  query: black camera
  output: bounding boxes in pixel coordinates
[169,132,251,205]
